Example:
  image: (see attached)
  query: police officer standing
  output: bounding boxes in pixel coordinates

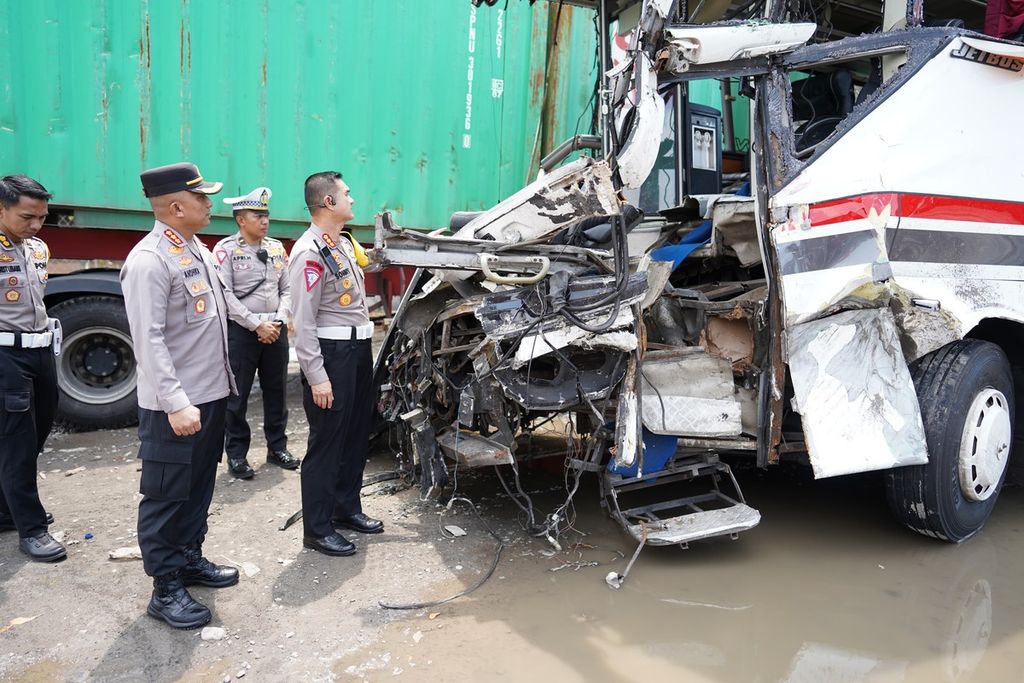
[121,162,240,629]
[287,171,382,556]
[213,187,297,479]
[0,175,64,562]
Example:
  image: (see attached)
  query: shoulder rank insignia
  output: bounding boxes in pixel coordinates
[5,289,19,302]
[322,233,337,249]
[0,234,11,250]
[162,229,184,247]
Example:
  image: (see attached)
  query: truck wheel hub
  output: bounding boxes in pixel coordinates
[958,387,1011,502]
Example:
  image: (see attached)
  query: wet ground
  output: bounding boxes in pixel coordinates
[1,363,1022,682]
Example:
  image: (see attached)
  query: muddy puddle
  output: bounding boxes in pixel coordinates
[340,463,1024,682]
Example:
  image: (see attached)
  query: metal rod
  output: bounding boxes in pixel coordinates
[539,134,603,172]
[598,0,612,157]
[720,78,736,153]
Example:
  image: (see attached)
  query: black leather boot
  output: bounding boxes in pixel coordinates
[181,542,239,588]
[147,572,211,629]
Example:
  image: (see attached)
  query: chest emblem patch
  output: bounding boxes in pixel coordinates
[194,297,207,315]
[32,250,44,260]
[7,276,17,286]
[168,245,184,255]
[5,289,20,302]
[190,280,209,294]
[0,254,13,263]
[339,293,352,306]
[178,256,194,267]
[214,248,227,264]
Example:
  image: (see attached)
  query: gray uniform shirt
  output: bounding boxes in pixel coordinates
[212,233,291,330]
[120,221,236,413]
[286,224,370,385]
[0,231,49,332]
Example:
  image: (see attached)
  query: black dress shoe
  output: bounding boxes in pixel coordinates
[18,532,67,562]
[181,544,239,588]
[228,458,255,479]
[332,512,384,534]
[147,572,211,630]
[0,511,53,532]
[303,532,356,556]
[267,449,300,470]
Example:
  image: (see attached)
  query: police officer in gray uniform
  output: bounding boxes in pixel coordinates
[287,171,382,557]
[213,187,297,479]
[0,175,64,562]
[121,162,240,630]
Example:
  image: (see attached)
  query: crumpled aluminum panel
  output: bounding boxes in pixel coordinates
[788,307,929,478]
[641,395,743,437]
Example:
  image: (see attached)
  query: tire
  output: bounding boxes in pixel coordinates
[885,339,1013,542]
[50,296,138,430]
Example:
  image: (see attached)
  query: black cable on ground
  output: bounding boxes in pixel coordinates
[379,496,506,611]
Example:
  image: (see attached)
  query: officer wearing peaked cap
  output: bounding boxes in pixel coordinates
[120,162,240,630]
[213,187,297,480]
[0,175,65,563]
[287,171,382,558]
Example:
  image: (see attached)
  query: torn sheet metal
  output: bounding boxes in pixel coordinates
[661,22,816,70]
[513,307,634,366]
[614,356,640,470]
[712,198,761,267]
[437,429,514,468]
[787,308,928,479]
[453,158,619,245]
[615,55,665,189]
[772,200,894,326]
[640,351,743,437]
[494,347,627,410]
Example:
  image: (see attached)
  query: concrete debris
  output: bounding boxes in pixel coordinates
[443,525,467,537]
[201,627,227,641]
[65,467,86,476]
[108,545,143,561]
[240,562,260,578]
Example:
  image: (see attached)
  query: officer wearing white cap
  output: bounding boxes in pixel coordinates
[213,187,296,479]
[120,161,240,629]
[0,175,64,563]
[286,171,382,557]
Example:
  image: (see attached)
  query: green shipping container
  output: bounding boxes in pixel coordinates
[0,0,597,239]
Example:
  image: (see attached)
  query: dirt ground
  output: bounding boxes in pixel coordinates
[2,357,1023,682]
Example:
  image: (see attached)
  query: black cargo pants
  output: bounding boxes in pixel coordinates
[299,338,373,538]
[136,398,226,577]
[224,321,289,461]
[0,346,58,537]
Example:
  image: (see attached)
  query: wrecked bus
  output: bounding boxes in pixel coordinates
[371,0,1023,556]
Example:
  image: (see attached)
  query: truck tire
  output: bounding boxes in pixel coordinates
[50,296,138,430]
[885,340,1013,542]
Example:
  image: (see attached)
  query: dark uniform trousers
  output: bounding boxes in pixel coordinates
[137,398,227,577]
[300,338,373,538]
[0,346,57,537]
[225,321,288,460]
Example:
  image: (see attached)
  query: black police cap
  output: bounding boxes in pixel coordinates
[140,162,223,198]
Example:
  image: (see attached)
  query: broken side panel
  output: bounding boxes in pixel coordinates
[787,308,928,478]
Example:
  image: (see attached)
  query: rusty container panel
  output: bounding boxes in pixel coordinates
[0,0,596,235]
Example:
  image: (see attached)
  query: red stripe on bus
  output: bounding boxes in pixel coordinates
[807,193,1024,228]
